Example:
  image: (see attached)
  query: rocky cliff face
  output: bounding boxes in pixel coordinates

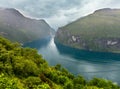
[0,8,54,43]
[55,8,120,53]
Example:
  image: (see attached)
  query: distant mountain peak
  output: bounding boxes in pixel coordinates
[0,7,25,18]
[94,8,120,13]
[93,8,120,16]
[0,7,54,43]
[5,8,24,17]
[55,8,120,53]
[0,7,46,21]
[94,8,112,12]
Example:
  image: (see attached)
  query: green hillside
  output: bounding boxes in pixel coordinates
[0,8,54,43]
[55,8,120,53]
[0,36,119,89]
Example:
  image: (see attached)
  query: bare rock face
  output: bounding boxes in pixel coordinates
[55,8,120,53]
[0,8,54,43]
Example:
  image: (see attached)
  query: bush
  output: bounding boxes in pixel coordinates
[0,74,24,89]
[88,78,120,89]
[24,76,42,88]
[64,82,73,89]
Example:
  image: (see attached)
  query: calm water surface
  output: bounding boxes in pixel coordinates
[24,37,120,84]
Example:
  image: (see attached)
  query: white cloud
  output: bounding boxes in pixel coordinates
[0,0,120,29]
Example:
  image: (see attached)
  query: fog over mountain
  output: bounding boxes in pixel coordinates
[0,8,53,43]
[0,0,120,29]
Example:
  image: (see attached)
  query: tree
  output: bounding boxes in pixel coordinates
[0,74,24,89]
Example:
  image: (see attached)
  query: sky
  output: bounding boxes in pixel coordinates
[0,0,120,29]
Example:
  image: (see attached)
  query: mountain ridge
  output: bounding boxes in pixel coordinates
[55,8,120,53]
[0,7,54,43]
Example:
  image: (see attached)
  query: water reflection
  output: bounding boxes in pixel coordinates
[24,37,120,84]
[23,36,51,49]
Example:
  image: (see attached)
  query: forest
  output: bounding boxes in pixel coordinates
[0,36,120,89]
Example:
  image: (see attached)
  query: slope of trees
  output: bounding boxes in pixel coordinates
[0,36,119,89]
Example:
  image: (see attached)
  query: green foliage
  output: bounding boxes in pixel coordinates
[63,82,73,89]
[0,36,120,89]
[37,83,50,89]
[73,75,86,85]
[54,64,61,70]
[58,76,68,85]
[13,58,40,77]
[88,78,120,89]
[0,73,24,89]
[24,76,42,88]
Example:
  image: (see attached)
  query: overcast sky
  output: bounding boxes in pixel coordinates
[0,0,120,29]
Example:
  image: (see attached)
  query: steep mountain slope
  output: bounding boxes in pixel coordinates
[55,8,120,53]
[0,8,54,43]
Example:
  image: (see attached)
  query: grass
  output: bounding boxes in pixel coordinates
[56,9,120,52]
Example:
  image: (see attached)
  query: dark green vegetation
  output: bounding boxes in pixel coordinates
[0,8,54,43]
[0,36,120,89]
[55,8,120,53]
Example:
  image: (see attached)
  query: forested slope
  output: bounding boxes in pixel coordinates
[0,36,119,89]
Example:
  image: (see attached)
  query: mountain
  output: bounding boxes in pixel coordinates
[0,8,54,43]
[55,8,120,53]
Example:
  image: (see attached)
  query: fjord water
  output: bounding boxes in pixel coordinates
[24,37,120,84]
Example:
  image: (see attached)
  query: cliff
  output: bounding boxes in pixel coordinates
[55,8,120,53]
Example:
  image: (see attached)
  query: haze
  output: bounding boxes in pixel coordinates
[0,0,120,29]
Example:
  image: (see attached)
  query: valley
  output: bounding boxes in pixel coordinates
[0,6,120,89]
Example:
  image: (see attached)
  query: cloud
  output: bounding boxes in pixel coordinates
[0,0,119,29]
